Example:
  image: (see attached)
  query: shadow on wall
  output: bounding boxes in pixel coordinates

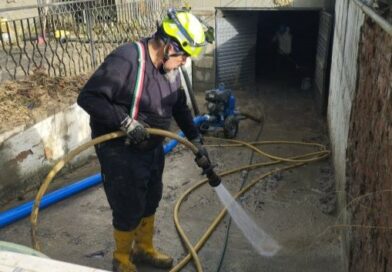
[238,46,257,91]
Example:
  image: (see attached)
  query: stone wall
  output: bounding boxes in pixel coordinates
[328,1,392,270]
[346,17,392,272]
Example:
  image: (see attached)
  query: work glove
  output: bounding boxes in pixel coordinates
[191,137,210,169]
[120,116,149,145]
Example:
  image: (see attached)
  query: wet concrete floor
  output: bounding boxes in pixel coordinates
[0,78,344,272]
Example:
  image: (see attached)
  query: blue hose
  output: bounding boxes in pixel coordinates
[163,115,207,153]
[0,115,207,228]
[0,174,101,228]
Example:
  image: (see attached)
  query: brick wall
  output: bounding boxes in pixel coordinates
[346,17,392,272]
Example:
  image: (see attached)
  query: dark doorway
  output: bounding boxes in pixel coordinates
[255,10,320,87]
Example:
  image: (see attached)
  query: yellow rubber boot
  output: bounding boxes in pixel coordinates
[133,215,173,269]
[112,229,138,272]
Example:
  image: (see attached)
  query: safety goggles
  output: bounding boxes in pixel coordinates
[167,41,190,58]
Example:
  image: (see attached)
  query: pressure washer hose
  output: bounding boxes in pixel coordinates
[171,142,329,272]
[30,128,211,271]
[30,129,330,272]
[30,129,198,248]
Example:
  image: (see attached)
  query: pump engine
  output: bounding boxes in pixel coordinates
[199,84,239,138]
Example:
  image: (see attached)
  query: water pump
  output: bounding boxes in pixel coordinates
[180,68,262,139]
[199,83,239,138]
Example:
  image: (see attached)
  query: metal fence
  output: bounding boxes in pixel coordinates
[0,0,179,82]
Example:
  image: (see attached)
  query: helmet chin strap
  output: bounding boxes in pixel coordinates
[160,41,181,74]
[160,62,170,75]
[163,43,170,62]
[159,43,171,74]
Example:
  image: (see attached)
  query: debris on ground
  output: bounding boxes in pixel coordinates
[318,164,337,214]
[84,250,107,259]
[262,172,284,192]
[0,70,89,134]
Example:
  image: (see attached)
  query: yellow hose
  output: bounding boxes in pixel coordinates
[29,129,208,271]
[29,130,196,244]
[205,137,328,163]
[30,129,329,272]
[170,138,329,272]
[239,110,264,123]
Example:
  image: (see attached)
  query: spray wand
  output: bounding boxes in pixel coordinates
[195,151,221,187]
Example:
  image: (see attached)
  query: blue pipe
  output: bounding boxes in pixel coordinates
[163,115,207,153]
[0,115,207,228]
[163,131,185,154]
[0,174,102,228]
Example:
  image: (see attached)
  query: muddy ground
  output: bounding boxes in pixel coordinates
[0,78,343,272]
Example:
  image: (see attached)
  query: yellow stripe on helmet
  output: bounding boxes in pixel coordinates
[162,11,206,58]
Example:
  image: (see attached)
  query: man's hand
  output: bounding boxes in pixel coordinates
[121,116,149,145]
[191,137,210,169]
[191,137,221,187]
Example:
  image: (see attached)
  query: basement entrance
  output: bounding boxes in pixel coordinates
[215,8,333,113]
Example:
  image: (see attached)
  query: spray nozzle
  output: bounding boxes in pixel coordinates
[195,151,221,187]
[205,167,221,187]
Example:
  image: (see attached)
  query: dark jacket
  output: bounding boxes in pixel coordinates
[77,39,199,149]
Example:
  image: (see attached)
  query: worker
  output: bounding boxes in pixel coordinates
[77,8,213,272]
[272,25,293,74]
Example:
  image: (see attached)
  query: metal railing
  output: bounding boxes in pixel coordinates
[0,0,179,81]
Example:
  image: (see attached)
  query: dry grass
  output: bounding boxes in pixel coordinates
[0,70,89,134]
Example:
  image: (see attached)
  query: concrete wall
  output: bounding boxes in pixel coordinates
[328,0,364,201]
[0,0,39,20]
[345,17,392,272]
[0,104,93,205]
[327,0,364,268]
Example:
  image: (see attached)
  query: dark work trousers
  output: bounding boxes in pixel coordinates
[95,139,165,231]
